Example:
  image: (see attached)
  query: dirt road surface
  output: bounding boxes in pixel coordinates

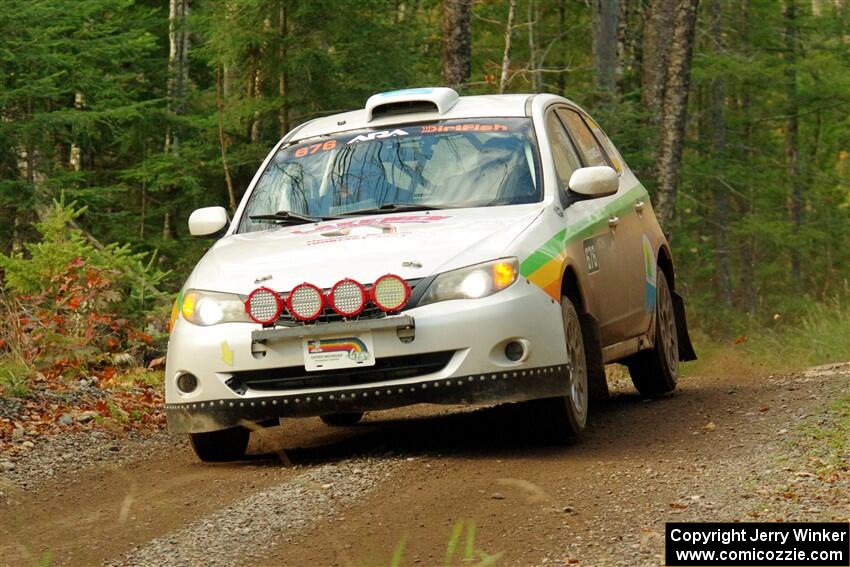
[2,363,848,567]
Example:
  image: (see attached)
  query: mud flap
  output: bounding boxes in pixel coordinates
[671,291,697,362]
[579,312,609,400]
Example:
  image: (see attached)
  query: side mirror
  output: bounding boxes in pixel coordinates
[188,206,229,236]
[568,166,618,198]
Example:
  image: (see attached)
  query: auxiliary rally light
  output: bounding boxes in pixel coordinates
[371,274,411,312]
[329,278,367,317]
[287,282,325,321]
[245,287,283,324]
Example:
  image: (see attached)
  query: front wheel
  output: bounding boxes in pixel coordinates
[627,272,679,396]
[189,426,249,462]
[536,296,589,441]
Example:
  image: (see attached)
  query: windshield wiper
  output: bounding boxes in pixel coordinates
[249,211,338,225]
[336,203,452,217]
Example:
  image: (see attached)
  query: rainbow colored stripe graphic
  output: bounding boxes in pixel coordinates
[520,184,648,299]
[306,337,368,355]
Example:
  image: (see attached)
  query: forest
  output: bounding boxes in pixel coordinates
[1,0,849,389]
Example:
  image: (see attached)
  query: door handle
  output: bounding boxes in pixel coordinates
[608,215,620,228]
[634,199,646,212]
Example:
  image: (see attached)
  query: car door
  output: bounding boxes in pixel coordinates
[556,107,645,343]
[545,107,625,346]
[582,115,654,338]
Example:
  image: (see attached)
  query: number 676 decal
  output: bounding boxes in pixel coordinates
[583,239,600,274]
[294,139,337,158]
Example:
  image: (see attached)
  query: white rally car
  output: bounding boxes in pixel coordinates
[166,87,695,461]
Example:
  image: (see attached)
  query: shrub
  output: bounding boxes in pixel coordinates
[0,199,171,381]
[0,198,169,320]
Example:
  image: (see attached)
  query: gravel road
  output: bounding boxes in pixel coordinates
[1,363,848,567]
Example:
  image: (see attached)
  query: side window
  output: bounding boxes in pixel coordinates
[583,115,624,174]
[557,109,611,169]
[545,111,582,188]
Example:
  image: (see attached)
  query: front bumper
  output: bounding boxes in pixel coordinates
[165,363,569,433]
[165,280,568,433]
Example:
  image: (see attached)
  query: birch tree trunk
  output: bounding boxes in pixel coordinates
[217,66,237,212]
[499,0,517,94]
[641,0,676,114]
[527,0,542,92]
[734,0,756,312]
[784,0,803,283]
[249,63,263,143]
[441,0,472,87]
[592,0,619,94]
[709,0,732,307]
[278,0,290,137]
[164,0,191,240]
[69,92,83,171]
[248,17,270,144]
[653,0,700,234]
[616,0,634,93]
[555,0,567,96]
[166,0,191,155]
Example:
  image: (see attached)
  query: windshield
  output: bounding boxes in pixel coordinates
[238,118,540,233]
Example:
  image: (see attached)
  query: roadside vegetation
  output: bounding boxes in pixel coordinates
[0,201,168,446]
[682,297,850,378]
[798,388,850,478]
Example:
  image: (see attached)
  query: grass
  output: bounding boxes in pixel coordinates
[385,520,503,567]
[112,368,164,388]
[682,299,850,378]
[0,359,31,398]
[796,388,850,476]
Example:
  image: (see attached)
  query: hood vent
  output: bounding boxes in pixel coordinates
[371,100,438,119]
[365,87,459,122]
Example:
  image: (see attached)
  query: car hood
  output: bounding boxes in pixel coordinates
[187,205,544,293]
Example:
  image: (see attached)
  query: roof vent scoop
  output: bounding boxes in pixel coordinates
[365,87,459,122]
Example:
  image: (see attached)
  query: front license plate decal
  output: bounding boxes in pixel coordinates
[302,332,376,371]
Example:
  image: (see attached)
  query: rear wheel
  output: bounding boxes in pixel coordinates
[537,296,588,441]
[189,426,249,462]
[320,412,364,426]
[627,272,679,396]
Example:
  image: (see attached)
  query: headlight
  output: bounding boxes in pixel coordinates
[419,258,519,306]
[180,289,250,326]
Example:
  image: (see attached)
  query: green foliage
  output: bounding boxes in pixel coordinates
[444,520,502,566]
[388,536,407,567]
[384,520,502,567]
[37,551,54,567]
[0,360,31,398]
[0,198,169,319]
[0,199,170,380]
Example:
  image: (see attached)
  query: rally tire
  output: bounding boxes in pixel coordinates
[320,412,364,426]
[537,296,589,442]
[189,427,249,462]
[627,272,679,396]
